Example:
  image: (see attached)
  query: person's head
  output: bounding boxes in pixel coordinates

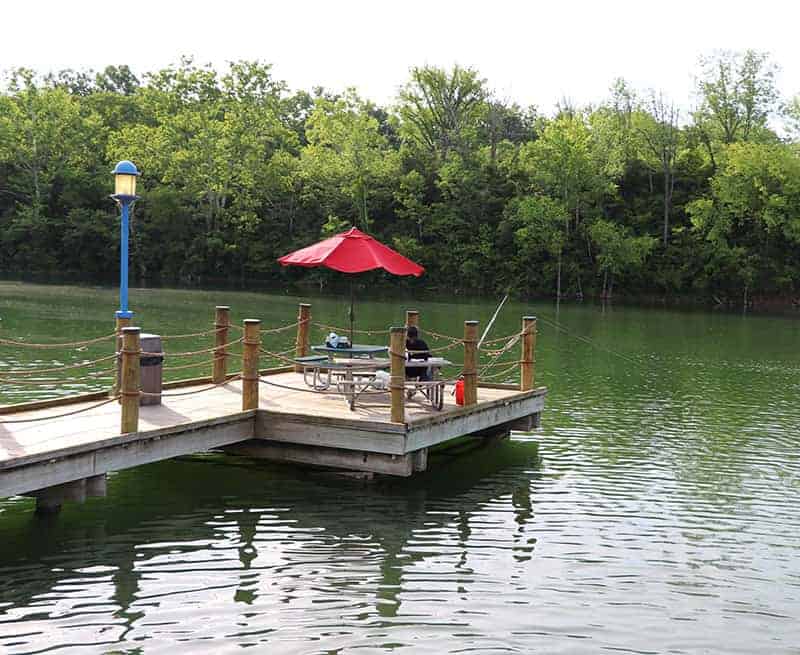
[407,325,419,339]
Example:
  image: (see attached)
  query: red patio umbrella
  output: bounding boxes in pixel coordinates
[278,227,424,341]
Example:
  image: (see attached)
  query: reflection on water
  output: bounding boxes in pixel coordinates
[2,285,800,653]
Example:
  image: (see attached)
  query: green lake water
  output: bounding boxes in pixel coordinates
[1,281,799,653]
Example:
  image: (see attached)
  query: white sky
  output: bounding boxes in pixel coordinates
[2,0,799,113]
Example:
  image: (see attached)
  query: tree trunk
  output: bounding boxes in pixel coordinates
[556,251,562,300]
[662,165,671,247]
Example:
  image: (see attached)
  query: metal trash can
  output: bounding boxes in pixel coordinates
[139,333,164,406]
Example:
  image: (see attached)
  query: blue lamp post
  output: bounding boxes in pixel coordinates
[111,160,140,320]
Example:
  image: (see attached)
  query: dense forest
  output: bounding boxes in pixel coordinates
[1,51,800,306]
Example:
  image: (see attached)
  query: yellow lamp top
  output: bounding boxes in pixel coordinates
[112,160,140,198]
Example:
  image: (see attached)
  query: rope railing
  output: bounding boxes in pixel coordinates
[140,336,243,359]
[313,322,388,337]
[0,353,118,376]
[480,362,520,381]
[261,320,302,335]
[0,332,117,350]
[0,396,120,424]
[162,358,218,372]
[259,347,298,366]
[423,328,463,343]
[140,374,243,399]
[160,326,226,341]
[479,325,535,347]
[258,375,399,396]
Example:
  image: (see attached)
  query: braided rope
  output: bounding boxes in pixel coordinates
[480,325,535,347]
[423,328,463,343]
[0,353,118,376]
[258,375,391,396]
[0,376,69,386]
[313,322,387,337]
[0,396,120,424]
[480,362,520,381]
[139,374,243,398]
[261,321,301,335]
[162,358,218,372]
[141,336,243,358]
[160,326,226,341]
[259,347,299,366]
[0,332,116,350]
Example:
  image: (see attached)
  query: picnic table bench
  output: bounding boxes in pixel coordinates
[295,350,451,412]
[404,357,451,411]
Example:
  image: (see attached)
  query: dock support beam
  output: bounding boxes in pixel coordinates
[120,327,140,433]
[405,309,419,329]
[520,315,537,391]
[463,320,478,406]
[390,326,406,423]
[294,303,311,373]
[112,315,132,398]
[213,305,230,383]
[242,319,261,410]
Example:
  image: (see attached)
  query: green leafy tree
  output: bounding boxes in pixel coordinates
[398,65,488,165]
[687,142,800,304]
[589,219,656,297]
[693,50,780,170]
[301,90,399,231]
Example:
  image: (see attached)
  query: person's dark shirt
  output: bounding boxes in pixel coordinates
[406,337,430,360]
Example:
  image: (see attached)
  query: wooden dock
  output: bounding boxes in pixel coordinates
[0,305,546,512]
[0,372,545,507]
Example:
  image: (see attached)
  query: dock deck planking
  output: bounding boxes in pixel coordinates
[0,372,546,497]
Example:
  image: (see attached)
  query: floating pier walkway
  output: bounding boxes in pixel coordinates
[0,306,546,513]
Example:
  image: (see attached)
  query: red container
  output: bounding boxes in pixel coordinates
[455,379,465,405]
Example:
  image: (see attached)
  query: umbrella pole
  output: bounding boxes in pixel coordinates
[349,280,355,345]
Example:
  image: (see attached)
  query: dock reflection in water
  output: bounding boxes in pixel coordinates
[0,439,544,654]
[3,286,800,654]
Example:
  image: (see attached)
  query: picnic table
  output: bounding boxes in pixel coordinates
[310,344,388,359]
[297,347,450,411]
[297,353,390,410]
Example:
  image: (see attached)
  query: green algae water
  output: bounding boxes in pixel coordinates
[1,281,799,653]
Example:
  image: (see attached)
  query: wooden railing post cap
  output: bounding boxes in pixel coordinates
[121,327,141,335]
[523,315,536,321]
[216,305,230,311]
[465,320,479,326]
[244,319,261,325]
[299,302,311,308]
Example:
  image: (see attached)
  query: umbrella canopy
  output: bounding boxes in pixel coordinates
[278,227,425,343]
[278,227,424,276]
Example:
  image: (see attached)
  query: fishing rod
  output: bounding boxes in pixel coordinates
[478,293,509,350]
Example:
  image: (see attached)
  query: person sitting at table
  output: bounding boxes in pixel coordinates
[406,325,431,383]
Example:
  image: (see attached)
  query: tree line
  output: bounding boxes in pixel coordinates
[1,52,799,307]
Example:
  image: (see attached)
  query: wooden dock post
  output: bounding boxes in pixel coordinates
[405,309,419,328]
[520,316,537,391]
[213,306,230,384]
[112,315,131,398]
[390,326,407,423]
[294,303,311,373]
[120,327,141,433]
[463,320,479,406]
[242,319,261,411]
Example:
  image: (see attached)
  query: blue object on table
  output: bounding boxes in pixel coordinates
[311,344,388,358]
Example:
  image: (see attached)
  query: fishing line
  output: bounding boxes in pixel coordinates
[535,312,641,365]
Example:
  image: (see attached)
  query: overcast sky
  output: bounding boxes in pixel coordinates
[2,0,799,112]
